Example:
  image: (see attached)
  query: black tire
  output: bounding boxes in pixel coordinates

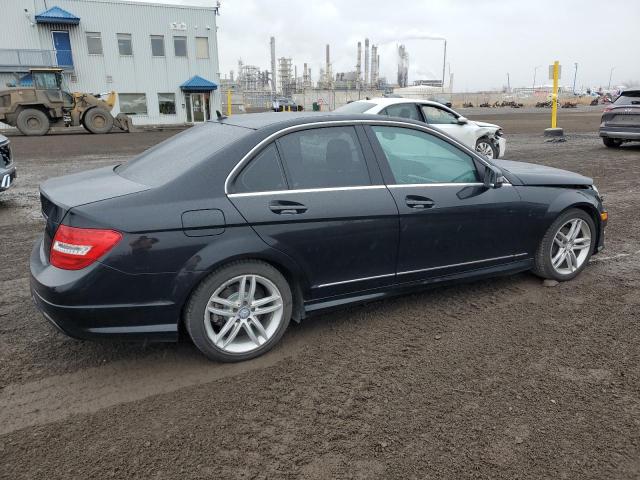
[83,108,114,134]
[603,137,622,148]
[475,137,498,159]
[16,108,50,136]
[532,208,596,281]
[184,260,292,362]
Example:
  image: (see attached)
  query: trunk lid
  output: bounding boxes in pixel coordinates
[40,166,149,255]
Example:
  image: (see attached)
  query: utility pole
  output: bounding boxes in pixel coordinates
[608,66,615,90]
[572,62,578,95]
[441,39,447,89]
[506,72,511,93]
[533,65,541,92]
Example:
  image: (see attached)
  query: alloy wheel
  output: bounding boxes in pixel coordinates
[550,218,591,275]
[475,141,495,158]
[203,274,284,354]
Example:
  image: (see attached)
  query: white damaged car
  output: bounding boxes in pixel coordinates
[336,98,506,159]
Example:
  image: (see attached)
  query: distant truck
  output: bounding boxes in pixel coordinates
[0,68,131,136]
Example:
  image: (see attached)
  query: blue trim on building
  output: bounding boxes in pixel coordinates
[35,6,81,25]
[180,75,218,91]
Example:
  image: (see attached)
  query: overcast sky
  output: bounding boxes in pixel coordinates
[134,0,638,91]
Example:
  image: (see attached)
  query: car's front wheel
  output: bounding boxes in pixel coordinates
[603,137,622,148]
[185,260,292,362]
[533,208,595,281]
[475,138,498,159]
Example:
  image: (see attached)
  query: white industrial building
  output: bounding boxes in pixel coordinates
[0,0,221,126]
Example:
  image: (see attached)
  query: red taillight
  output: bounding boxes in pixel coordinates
[50,225,122,270]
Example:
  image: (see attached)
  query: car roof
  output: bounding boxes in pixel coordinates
[210,111,429,131]
[351,97,445,107]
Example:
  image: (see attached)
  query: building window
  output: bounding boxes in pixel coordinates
[117,33,133,56]
[158,93,176,114]
[119,93,147,115]
[150,35,165,57]
[86,32,103,55]
[173,36,187,57]
[195,37,209,59]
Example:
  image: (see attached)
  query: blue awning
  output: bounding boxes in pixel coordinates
[35,6,80,25]
[180,75,218,91]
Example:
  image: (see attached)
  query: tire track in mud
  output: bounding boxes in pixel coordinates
[0,331,307,435]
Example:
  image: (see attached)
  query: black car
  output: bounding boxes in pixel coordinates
[30,113,607,362]
[599,89,640,147]
[0,134,16,194]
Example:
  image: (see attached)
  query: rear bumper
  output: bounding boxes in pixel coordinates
[29,237,180,342]
[599,127,640,140]
[0,165,16,192]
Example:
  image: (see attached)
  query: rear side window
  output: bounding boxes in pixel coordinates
[277,126,371,189]
[116,123,250,187]
[234,143,287,193]
[614,92,640,105]
[382,103,423,121]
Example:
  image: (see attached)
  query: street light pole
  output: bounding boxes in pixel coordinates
[441,39,447,90]
[572,62,578,95]
[533,65,541,92]
[608,66,616,90]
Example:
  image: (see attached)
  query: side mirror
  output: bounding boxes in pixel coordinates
[483,165,504,189]
[457,116,468,125]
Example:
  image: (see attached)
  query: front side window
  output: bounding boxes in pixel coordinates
[382,103,423,121]
[86,32,103,55]
[158,93,175,114]
[174,36,187,57]
[150,35,165,57]
[33,72,60,90]
[195,37,209,59]
[234,144,287,193]
[371,126,479,184]
[277,126,370,189]
[117,33,133,56]
[119,93,147,115]
[421,105,458,124]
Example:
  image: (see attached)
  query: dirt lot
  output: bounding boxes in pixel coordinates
[1,109,639,479]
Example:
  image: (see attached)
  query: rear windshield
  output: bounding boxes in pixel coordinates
[116,122,251,186]
[334,101,376,114]
[614,91,640,105]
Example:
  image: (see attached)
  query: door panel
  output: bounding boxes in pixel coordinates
[366,124,528,282]
[229,188,399,297]
[52,31,73,67]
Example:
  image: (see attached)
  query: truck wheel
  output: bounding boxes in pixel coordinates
[603,138,622,148]
[83,108,114,134]
[16,109,50,136]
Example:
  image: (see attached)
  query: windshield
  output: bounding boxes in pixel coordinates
[116,122,251,186]
[614,91,640,105]
[334,102,376,114]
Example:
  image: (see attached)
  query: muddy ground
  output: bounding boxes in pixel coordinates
[0,109,639,479]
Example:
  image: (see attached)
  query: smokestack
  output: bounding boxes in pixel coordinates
[371,45,377,87]
[270,36,276,94]
[364,38,370,87]
[356,41,362,89]
[325,44,331,86]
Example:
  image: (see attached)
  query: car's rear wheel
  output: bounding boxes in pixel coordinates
[185,261,292,362]
[475,138,498,159]
[533,208,595,281]
[603,137,622,148]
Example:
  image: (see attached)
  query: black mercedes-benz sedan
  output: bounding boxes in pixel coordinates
[30,113,607,362]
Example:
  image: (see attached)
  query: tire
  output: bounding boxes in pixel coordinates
[533,208,596,281]
[83,108,114,134]
[603,137,622,148]
[16,108,50,136]
[184,260,292,362]
[475,138,498,159]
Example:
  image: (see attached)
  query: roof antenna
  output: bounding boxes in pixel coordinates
[216,110,227,120]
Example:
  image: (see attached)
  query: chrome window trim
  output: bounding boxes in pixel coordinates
[224,119,491,194]
[397,253,529,276]
[228,185,387,198]
[388,182,512,188]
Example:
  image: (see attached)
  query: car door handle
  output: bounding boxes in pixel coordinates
[268,200,307,215]
[405,195,435,209]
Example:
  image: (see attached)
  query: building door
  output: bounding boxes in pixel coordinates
[52,31,73,68]
[188,92,211,122]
